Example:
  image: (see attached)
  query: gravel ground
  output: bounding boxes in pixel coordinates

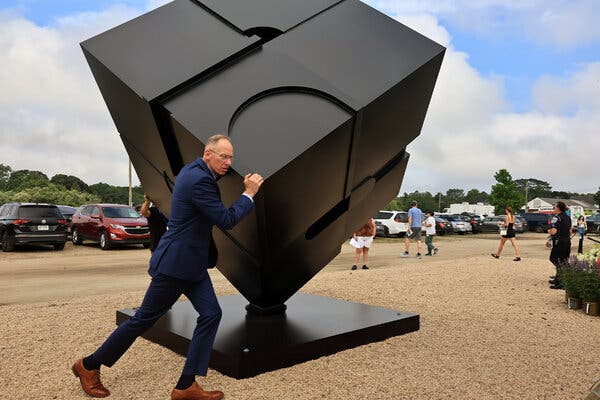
[1,233,599,399]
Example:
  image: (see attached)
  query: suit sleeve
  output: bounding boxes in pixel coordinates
[191,175,254,229]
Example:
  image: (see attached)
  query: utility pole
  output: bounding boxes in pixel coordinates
[128,158,132,207]
[525,180,529,211]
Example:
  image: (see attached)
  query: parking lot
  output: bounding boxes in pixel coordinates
[0,231,577,305]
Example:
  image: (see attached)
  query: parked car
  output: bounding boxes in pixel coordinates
[0,202,68,251]
[71,204,151,250]
[454,214,475,234]
[460,212,483,233]
[438,214,472,234]
[481,215,524,233]
[516,216,528,233]
[518,213,552,233]
[480,216,505,233]
[374,220,386,237]
[57,205,78,235]
[585,213,600,236]
[374,210,408,237]
[434,216,453,236]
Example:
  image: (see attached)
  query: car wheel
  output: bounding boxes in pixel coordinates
[53,243,65,250]
[99,231,111,250]
[535,226,544,233]
[383,227,389,237]
[2,232,15,252]
[72,228,83,245]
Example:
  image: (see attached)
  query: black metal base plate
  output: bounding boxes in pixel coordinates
[116,293,419,378]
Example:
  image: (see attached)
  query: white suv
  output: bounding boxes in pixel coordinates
[374,210,408,237]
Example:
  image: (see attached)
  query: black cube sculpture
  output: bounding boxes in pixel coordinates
[82,0,444,377]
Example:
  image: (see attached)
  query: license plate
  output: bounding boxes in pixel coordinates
[38,225,49,231]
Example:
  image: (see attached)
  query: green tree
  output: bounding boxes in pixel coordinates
[550,190,571,199]
[594,187,600,207]
[514,178,552,202]
[50,174,89,192]
[489,169,526,214]
[88,183,144,205]
[464,189,489,204]
[383,197,404,211]
[434,192,445,212]
[445,188,465,205]
[0,164,11,190]
[6,183,101,205]
[6,169,50,191]
[399,191,437,213]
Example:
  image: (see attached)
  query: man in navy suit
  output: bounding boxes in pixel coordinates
[72,134,263,400]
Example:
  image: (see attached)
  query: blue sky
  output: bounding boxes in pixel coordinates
[1,1,599,195]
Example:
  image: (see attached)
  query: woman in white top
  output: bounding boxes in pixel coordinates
[577,215,587,240]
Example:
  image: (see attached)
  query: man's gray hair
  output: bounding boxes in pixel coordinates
[205,134,231,150]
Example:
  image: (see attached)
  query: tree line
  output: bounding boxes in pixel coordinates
[1,164,598,212]
[0,164,144,206]
[386,169,600,214]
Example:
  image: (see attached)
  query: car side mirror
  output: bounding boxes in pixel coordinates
[91,214,101,219]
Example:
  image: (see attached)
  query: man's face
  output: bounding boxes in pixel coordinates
[204,139,234,176]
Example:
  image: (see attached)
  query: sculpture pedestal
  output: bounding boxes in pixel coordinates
[116,293,419,378]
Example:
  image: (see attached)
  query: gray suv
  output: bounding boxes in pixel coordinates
[0,203,68,251]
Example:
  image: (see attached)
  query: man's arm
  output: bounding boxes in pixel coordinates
[140,194,151,218]
[191,173,263,230]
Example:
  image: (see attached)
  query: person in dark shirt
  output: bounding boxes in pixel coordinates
[140,194,168,252]
[548,201,571,289]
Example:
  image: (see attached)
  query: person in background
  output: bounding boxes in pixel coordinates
[491,206,521,261]
[576,215,587,254]
[402,201,423,258]
[423,211,438,256]
[548,201,572,289]
[350,218,376,270]
[140,193,168,252]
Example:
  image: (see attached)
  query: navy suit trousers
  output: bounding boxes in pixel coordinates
[92,272,222,376]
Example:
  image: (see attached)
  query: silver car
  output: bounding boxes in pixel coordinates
[481,215,523,233]
[438,214,472,234]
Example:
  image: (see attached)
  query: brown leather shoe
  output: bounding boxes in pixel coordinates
[171,382,224,400]
[71,358,110,398]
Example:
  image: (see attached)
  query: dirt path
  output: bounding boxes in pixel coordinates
[1,233,599,400]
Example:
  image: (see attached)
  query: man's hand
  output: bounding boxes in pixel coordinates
[243,173,264,197]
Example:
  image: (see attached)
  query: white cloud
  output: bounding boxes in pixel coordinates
[367,0,600,50]
[0,6,144,186]
[532,62,600,114]
[1,1,599,197]
[388,11,600,194]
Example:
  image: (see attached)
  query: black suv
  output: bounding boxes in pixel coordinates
[0,203,68,251]
[518,213,552,233]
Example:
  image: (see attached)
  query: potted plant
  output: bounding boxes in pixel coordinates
[580,270,600,316]
[562,257,584,310]
[565,247,600,313]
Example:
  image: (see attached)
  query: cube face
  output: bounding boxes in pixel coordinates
[81,0,445,308]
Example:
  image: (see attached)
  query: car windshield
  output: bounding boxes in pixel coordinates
[58,206,77,214]
[18,206,62,218]
[102,207,140,218]
[375,211,393,219]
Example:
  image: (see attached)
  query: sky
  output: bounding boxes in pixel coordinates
[1,1,599,195]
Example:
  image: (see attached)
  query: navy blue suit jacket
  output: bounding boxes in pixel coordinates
[149,158,254,281]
